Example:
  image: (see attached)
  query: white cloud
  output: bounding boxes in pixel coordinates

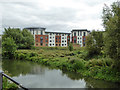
[0,0,117,34]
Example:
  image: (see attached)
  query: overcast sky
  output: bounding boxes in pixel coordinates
[0,0,116,34]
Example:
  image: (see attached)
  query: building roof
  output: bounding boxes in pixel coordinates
[45,31,71,34]
[71,29,88,32]
[24,27,46,30]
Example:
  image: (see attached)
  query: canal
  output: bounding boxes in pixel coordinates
[1,59,120,88]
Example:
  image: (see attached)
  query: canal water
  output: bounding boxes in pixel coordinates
[1,59,120,88]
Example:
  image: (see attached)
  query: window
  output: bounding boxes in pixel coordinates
[36,44,38,46]
[59,41,60,42]
[83,38,86,40]
[65,40,66,42]
[62,41,64,42]
[78,31,79,36]
[33,29,34,34]
[45,36,48,39]
[53,44,54,45]
[80,31,82,36]
[65,44,66,46]
[50,40,52,42]
[40,43,43,46]
[56,37,58,39]
[50,44,51,46]
[62,44,64,46]
[78,41,79,43]
[50,33,52,35]
[62,37,64,39]
[40,37,43,39]
[36,31,38,35]
[78,37,79,39]
[62,34,64,36]
[80,37,82,39]
[56,44,58,46]
[74,32,76,36]
[56,40,58,42]
[53,37,54,38]
[56,33,58,35]
[59,44,60,46]
[68,38,70,41]
[41,31,43,35]
[80,41,82,43]
[59,37,61,39]
[46,44,48,46]
[50,37,51,39]
[46,40,48,42]
[36,36,38,38]
[53,40,54,42]
[83,32,86,36]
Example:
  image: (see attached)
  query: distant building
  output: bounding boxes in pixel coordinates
[24,27,90,47]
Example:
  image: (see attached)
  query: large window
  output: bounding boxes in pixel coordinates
[74,32,76,36]
[78,31,79,36]
[80,31,82,36]
[41,31,43,35]
[83,32,86,36]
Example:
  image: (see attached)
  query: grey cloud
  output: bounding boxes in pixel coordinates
[2,2,78,32]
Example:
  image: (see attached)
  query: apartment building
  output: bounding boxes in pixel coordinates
[24,27,90,47]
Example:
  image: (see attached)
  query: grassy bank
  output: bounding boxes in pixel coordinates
[14,47,120,83]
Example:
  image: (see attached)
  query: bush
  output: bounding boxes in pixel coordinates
[2,37,17,59]
[68,43,73,51]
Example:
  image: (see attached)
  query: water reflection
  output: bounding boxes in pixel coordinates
[2,59,120,88]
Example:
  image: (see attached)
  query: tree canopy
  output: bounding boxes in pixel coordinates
[102,1,120,71]
[2,27,34,49]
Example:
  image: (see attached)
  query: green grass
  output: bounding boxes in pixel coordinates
[13,47,120,83]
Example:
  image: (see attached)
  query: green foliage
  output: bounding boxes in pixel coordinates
[2,27,34,49]
[68,43,73,51]
[13,47,120,82]
[102,1,120,71]
[85,31,104,58]
[3,77,18,90]
[2,37,17,59]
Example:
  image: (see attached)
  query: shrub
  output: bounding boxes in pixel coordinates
[68,43,73,51]
[2,37,17,59]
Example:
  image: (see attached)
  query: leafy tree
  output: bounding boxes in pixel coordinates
[102,1,120,71]
[2,37,17,59]
[85,30,104,58]
[2,27,34,49]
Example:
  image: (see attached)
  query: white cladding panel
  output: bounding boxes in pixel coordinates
[61,34,67,47]
[48,33,55,47]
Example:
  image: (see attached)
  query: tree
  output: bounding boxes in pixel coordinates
[85,30,104,58]
[2,27,34,49]
[2,37,17,59]
[102,1,120,71]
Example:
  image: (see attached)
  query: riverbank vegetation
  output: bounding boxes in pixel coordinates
[3,71,18,90]
[14,48,120,83]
